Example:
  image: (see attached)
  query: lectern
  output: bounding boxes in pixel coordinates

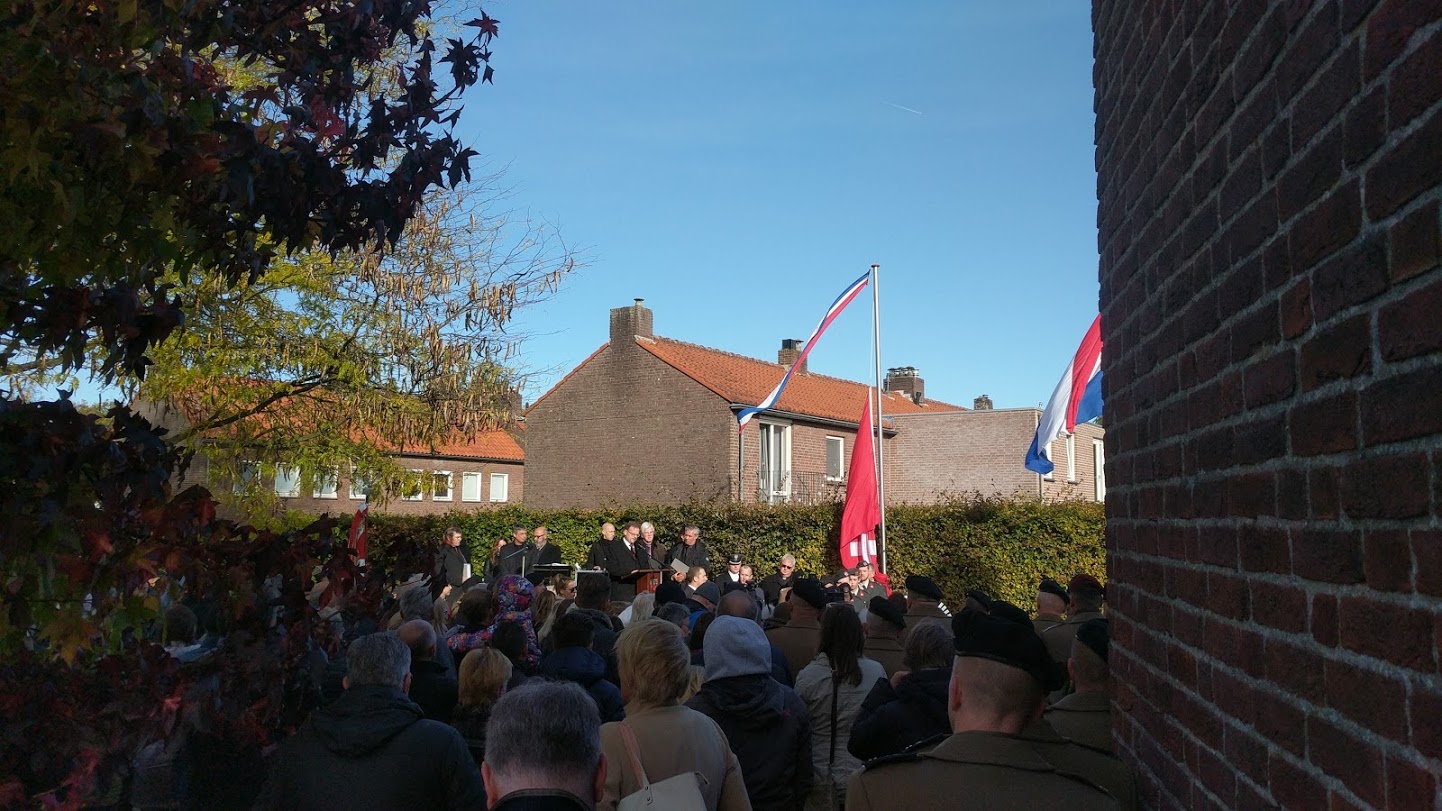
[621,569,664,596]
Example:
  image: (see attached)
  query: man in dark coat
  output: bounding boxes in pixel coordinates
[848,622,954,761]
[759,554,797,607]
[664,525,711,581]
[862,596,907,678]
[397,620,457,723]
[524,525,564,572]
[537,612,625,723]
[433,526,470,602]
[687,616,812,811]
[258,633,485,810]
[490,525,530,581]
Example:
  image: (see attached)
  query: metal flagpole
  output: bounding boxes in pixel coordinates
[871,263,887,573]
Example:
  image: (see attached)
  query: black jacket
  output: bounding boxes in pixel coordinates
[525,543,564,571]
[259,684,485,810]
[408,658,458,723]
[491,542,529,580]
[537,646,626,723]
[759,572,794,607]
[450,704,492,766]
[665,540,711,573]
[434,544,470,588]
[585,539,642,599]
[847,667,952,761]
[686,673,812,811]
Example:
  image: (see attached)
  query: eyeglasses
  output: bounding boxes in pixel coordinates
[779,564,794,570]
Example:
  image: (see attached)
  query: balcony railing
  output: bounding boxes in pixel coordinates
[756,469,848,505]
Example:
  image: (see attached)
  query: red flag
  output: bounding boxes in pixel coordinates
[839,393,880,570]
[348,503,369,564]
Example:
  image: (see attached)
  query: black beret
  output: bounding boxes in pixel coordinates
[720,579,747,596]
[693,581,721,608]
[655,581,686,606]
[952,610,1063,692]
[905,574,943,601]
[987,599,1032,627]
[790,577,830,610]
[1076,618,1109,661]
[964,589,994,611]
[868,596,906,629]
[1038,578,1070,602]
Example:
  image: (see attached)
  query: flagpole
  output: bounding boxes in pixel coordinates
[870,263,887,573]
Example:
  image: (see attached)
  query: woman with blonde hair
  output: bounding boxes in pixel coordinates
[598,619,749,811]
[451,647,513,765]
[532,587,560,642]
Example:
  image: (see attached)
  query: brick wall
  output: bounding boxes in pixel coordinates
[1095,0,1442,808]
[889,409,1104,503]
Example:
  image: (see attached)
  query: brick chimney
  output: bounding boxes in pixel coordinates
[609,298,653,344]
[885,366,924,405]
[777,338,806,373]
[973,394,993,410]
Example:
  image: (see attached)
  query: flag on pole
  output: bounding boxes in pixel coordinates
[348,503,369,565]
[1025,315,1104,474]
[737,271,871,432]
[839,393,880,569]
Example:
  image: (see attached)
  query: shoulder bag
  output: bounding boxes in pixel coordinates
[616,720,709,811]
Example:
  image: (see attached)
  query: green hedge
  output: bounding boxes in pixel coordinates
[361,497,1105,608]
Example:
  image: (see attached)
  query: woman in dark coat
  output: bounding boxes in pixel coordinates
[450,647,512,765]
[846,622,955,761]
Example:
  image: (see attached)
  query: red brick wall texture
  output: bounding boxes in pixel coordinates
[1094,0,1442,807]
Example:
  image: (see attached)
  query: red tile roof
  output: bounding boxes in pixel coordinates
[637,337,965,424]
[388,429,525,462]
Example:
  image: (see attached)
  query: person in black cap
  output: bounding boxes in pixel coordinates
[1034,578,1070,636]
[902,574,950,642]
[963,589,993,614]
[1042,573,1106,666]
[720,552,745,585]
[1044,618,1113,753]
[862,596,907,677]
[845,611,1118,811]
[765,576,828,678]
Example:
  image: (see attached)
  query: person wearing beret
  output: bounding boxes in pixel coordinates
[844,611,1119,810]
[901,574,950,643]
[1034,578,1070,636]
[1042,573,1107,667]
[766,577,829,679]
[860,596,906,678]
[852,561,887,606]
[1045,619,1115,754]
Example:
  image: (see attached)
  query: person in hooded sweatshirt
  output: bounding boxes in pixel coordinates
[258,632,485,810]
[687,615,812,811]
[538,610,626,723]
[847,621,955,761]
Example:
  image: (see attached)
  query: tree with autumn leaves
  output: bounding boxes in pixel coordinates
[0,0,511,805]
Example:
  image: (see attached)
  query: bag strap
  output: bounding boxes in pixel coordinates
[828,666,840,772]
[618,721,651,791]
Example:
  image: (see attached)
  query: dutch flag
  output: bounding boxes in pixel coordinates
[1025,315,1104,474]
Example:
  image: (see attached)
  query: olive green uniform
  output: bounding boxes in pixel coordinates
[864,626,907,678]
[1021,718,1137,810]
[1041,610,1105,665]
[1045,690,1114,754]
[766,616,822,679]
[1032,612,1066,638]
[901,601,950,643]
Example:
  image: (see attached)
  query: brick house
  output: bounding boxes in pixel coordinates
[135,397,524,518]
[524,299,1103,508]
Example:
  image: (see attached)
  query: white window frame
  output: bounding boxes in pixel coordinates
[349,465,369,500]
[274,464,301,498]
[758,420,792,503]
[1094,438,1106,502]
[489,472,510,503]
[431,470,453,502]
[461,471,483,502]
[1066,433,1078,483]
[313,467,339,499]
[401,469,425,501]
[825,435,845,481]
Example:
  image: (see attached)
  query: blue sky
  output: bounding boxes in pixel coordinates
[471,1,1100,410]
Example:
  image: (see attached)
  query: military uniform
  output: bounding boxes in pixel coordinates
[1046,690,1113,753]
[1021,719,1136,810]
[845,731,1118,810]
[863,626,906,677]
[766,616,821,679]
[1042,609,1105,664]
[1032,612,1066,638]
[901,600,950,642]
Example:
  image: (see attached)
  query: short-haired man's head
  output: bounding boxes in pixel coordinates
[164,604,198,645]
[682,526,700,544]
[484,681,602,801]
[950,655,1044,733]
[553,610,596,650]
[458,647,512,708]
[346,633,412,689]
[686,566,706,585]
[616,619,691,709]
[397,618,437,660]
[718,589,759,621]
[654,602,690,632]
[1070,636,1109,690]
[903,622,953,671]
[399,587,435,623]
[532,525,549,543]
[601,522,615,539]
[640,521,654,533]
[575,574,611,610]
[623,521,641,533]
[779,554,796,573]
[1036,590,1067,616]
[1070,583,1105,613]
[444,526,463,546]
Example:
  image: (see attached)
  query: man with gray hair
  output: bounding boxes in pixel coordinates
[664,525,710,582]
[759,553,797,607]
[259,632,485,810]
[483,681,607,810]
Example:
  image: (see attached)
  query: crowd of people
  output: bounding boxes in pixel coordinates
[141,522,1132,810]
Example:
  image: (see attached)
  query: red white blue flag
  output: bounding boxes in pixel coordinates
[737,271,871,432]
[1025,315,1104,474]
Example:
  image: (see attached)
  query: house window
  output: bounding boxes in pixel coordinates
[274,465,301,498]
[313,468,339,499]
[1094,439,1106,502]
[234,461,259,494]
[489,473,510,503]
[461,472,482,502]
[758,421,791,503]
[1066,433,1078,483]
[402,469,424,501]
[432,471,452,501]
[826,436,844,481]
[349,466,369,500]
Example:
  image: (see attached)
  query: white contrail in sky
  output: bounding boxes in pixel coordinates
[882,101,923,116]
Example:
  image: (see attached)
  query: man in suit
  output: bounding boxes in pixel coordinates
[490,525,530,581]
[601,521,644,600]
[664,525,710,582]
[525,525,563,571]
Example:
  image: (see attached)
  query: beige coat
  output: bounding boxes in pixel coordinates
[845,731,1118,810]
[863,627,906,678]
[599,704,751,811]
[766,616,822,679]
[1045,690,1114,753]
